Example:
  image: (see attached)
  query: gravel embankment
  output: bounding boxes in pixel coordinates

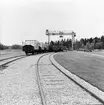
[0,55,42,105]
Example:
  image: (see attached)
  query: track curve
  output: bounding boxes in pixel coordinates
[36,53,49,105]
[36,53,102,105]
[0,55,26,70]
[50,53,104,104]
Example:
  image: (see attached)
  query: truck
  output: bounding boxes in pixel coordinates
[22,40,41,55]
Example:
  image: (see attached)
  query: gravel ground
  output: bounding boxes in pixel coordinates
[0,55,42,105]
[38,54,101,105]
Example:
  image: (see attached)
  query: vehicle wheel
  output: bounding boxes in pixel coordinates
[32,52,34,55]
[25,52,28,55]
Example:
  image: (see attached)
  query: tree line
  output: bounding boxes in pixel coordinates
[75,36,104,50]
[0,43,22,50]
[1,35,104,50]
[0,43,9,50]
[49,35,104,50]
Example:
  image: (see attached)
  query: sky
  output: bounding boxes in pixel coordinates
[1,0,104,45]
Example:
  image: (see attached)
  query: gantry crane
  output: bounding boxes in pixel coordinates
[46,29,76,50]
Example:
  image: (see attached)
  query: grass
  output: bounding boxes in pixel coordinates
[54,51,104,91]
[0,49,25,60]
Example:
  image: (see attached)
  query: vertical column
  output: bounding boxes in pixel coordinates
[72,32,74,51]
[72,32,76,50]
[48,35,50,45]
[46,29,50,46]
[72,35,73,51]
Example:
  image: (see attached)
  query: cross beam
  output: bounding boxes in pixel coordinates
[46,29,76,50]
[46,30,75,35]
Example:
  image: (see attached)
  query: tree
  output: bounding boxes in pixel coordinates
[0,43,9,50]
[86,42,90,50]
[95,42,103,49]
[90,42,94,50]
[80,38,85,45]
[75,40,81,50]
[101,36,104,49]
[0,43,3,50]
[89,38,93,43]
[101,36,104,43]
[11,44,22,49]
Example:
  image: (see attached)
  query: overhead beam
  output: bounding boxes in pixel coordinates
[46,29,76,36]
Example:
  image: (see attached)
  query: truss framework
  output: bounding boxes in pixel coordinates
[46,30,76,36]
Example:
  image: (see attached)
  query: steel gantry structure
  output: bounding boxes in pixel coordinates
[46,29,76,50]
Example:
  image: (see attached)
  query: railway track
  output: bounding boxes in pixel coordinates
[0,55,25,61]
[36,53,103,105]
[36,54,48,105]
[0,55,26,70]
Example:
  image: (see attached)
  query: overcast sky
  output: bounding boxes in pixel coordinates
[0,0,104,45]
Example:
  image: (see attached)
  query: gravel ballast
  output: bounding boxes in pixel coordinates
[0,55,42,105]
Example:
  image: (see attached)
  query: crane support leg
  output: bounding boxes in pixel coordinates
[48,35,50,45]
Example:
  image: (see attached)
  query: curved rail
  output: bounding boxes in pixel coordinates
[0,55,26,69]
[36,53,103,105]
[50,53,104,104]
[0,55,25,61]
[36,53,49,105]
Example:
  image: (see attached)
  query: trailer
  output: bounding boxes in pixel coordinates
[22,40,49,55]
[22,40,41,55]
[22,40,66,55]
